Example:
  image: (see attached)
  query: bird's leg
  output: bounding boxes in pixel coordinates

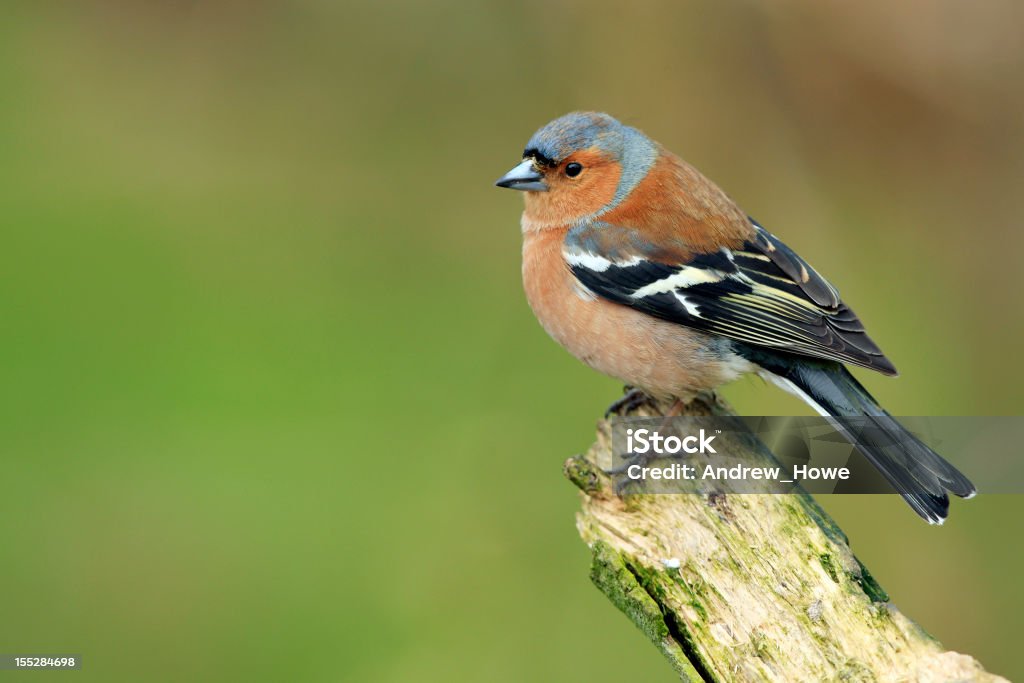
[604,394,689,493]
[604,386,654,418]
[654,398,687,431]
[606,439,674,494]
[664,398,686,417]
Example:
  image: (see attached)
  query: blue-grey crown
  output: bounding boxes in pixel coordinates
[524,112,638,165]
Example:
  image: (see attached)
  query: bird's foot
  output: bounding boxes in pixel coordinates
[604,387,654,418]
[602,446,661,476]
[604,446,673,495]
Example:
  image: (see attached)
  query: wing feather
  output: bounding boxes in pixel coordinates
[565,219,897,375]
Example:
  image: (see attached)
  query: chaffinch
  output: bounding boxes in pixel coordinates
[496,111,974,523]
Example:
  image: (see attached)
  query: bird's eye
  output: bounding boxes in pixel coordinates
[565,162,583,178]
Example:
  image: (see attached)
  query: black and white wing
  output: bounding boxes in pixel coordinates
[565,218,897,375]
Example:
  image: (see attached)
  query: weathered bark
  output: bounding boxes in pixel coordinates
[564,393,1004,682]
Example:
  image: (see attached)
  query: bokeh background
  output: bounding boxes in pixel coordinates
[2,1,1022,681]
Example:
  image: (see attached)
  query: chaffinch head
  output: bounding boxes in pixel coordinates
[496,111,974,523]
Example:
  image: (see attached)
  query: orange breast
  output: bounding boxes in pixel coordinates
[520,226,753,399]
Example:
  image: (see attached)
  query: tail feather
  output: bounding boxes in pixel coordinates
[750,353,975,524]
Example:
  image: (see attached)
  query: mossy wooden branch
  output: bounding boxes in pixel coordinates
[565,394,1003,682]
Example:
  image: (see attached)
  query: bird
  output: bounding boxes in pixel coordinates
[495,111,974,524]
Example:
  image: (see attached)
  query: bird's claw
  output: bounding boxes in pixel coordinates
[604,387,654,418]
[602,444,669,496]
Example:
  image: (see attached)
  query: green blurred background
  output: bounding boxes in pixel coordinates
[2,2,1022,680]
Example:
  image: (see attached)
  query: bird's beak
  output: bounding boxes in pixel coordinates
[495,159,548,192]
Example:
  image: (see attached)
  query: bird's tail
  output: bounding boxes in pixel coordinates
[756,358,975,524]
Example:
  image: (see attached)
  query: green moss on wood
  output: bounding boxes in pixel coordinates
[819,553,840,583]
[836,659,877,682]
[666,568,709,622]
[588,541,706,682]
[750,629,771,659]
[570,397,998,682]
[794,491,849,546]
[589,541,667,643]
[852,557,889,603]
[563,455,601,494]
